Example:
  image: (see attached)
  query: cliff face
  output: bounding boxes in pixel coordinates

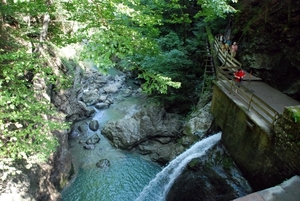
[211,83,300,191]
[231,0,300,101]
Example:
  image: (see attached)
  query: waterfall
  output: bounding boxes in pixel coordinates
[135,132,222,201]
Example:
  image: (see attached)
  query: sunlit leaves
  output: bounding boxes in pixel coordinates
[0,46,65,162]
[195,0,238,21]
[63,0,161,66]
[138,72,181,94]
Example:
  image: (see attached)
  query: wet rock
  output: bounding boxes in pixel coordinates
[101,118,141,149]
[99,95,108,102]
[86,134,100,145]
[89,120,99,131]
[77,101,88,111]
[96,159,110,169]
[82,89,99,106]
[181,135,200,147]
[183,102,213,137]
[65,101,95,122]
[166,146,252,201]
[86,107,96,117]
[94,76,109,85]
[101,103,187,161]
[78,122,89,133]
[138,140,179,163]
[105,97,114,105]
[154,137,172,144]
[83,144,95,150]
[95,102,109,109]
[136,88,143,93]
[69,130,80,139]
[103,84,119,93]
[123,88,133,97]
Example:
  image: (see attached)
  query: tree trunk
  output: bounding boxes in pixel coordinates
[34,13,50,53]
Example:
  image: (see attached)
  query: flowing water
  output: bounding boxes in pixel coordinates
[61,69,247,201]
[61,96,162,201]
[61,152,161,201]
[135,133,222,201]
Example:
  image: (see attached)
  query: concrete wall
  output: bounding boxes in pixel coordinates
[211,83,300,191]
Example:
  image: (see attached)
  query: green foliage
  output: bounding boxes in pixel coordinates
[0,47,69,162]
[138,72,181,94]
[195,0,238,21]
[120,31,194,94]
[0,1,71,167]
[63,0,162,68]
[287,107,300,123]
[156,31,183,51]
[159,0,192,25]
[0,0,241,166]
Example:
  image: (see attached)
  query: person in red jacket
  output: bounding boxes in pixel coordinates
[234,68,246,82]
[234,68,246,92]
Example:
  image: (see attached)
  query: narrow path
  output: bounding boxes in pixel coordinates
[213,37,299,128]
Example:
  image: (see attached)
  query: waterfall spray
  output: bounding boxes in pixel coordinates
[135,132,222,201]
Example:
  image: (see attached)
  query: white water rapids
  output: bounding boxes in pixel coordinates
[135,132,222,201]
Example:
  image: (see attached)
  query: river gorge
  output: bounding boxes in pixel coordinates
[59,67,252,201]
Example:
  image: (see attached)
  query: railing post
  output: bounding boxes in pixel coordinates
[247,94,253,111]
[230,78,234,93]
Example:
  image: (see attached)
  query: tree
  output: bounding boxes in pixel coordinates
[195,0,238,21]
[0,0,239,166]
[0,0,69,165]
[63,0,238,94]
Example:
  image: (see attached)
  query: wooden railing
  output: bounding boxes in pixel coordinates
[213,37,242,68]
[213,38,279,128]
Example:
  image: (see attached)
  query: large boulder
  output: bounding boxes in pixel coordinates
[101,118,141,149]
[132,105,183,137]
[183,102,214,138]
[101,103,184,161]
[137,140,186,163]
[82,89,99,106]
[103,84,119,93]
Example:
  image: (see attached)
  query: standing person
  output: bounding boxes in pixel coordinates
[224,36,232,53]
[221,42,227,53]
[219,33,224,44]
[234,68,246,92]
[231,42,238,58]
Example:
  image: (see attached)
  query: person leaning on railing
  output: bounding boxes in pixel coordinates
[234,68,245,92]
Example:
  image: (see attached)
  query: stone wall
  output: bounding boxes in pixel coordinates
[211,83,300,191]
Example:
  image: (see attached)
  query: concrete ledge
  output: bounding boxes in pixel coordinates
[233,175,300,201]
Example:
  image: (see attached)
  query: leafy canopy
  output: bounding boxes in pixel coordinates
[0,0,69,164]
[0,0,239,166]
[63,0,238,94]
[195,0,238,21]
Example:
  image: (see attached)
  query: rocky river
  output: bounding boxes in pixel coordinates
[58,66,253,201]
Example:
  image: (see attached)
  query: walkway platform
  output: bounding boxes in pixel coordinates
[218,67,299,115]
[233,175,300,201]
[239,81,300,114]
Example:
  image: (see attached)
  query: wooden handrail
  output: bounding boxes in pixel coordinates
[215,58,279,127]
[214,36,242,68]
